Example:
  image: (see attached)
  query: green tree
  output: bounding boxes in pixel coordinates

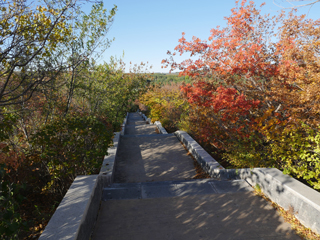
[61,2,117,115]
[0,0,73,107]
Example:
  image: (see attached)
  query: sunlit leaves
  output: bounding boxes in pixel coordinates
[159,0,320,189]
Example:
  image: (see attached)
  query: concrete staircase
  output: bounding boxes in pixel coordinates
[92,113,300,240]
[102,179,252,200]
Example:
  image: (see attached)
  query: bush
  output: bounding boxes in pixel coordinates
[139,83,188,132]
[0,164,26,240]
[266,124,320,190]
[29,114,114,196]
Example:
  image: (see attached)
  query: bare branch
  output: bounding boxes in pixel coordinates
[273,0,320,8]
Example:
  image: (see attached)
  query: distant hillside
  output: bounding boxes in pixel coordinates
[150,73,191,85]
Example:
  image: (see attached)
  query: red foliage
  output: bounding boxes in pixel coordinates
[181,82,259,121]
[164,0,281,81]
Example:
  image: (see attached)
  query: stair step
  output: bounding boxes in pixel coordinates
[102,179,252,201]
[125,121,147,125]
[122,133,173,138]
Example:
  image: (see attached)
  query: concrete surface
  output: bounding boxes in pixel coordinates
[99,132,121,188]
[93,113,300,240]
[125,112,157,135]
[140,113,148,121]
[155,120,168,134]
[39,175,101,240]
[113,134,196,183]
[125,124,157,135]
[102,179,252,200]
[174,129,320,234]
[39,115,128,240]
[128,112,147,125]
[120,112,129,135]
[174,130,224,172]
[93,191,300,240]
[207,168,320,234]
[222,168,320,234]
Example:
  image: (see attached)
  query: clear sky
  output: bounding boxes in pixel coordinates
[97,0,319,73]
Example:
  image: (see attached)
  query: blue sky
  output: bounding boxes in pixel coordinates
[96,0,319,73]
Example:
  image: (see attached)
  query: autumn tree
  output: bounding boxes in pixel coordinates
[161,0,320,188]
[0,0,74,107]
[139,83,188,132]
[0,1,120,237]
[60,2,117,115]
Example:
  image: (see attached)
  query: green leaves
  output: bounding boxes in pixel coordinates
[0,164,26,239]
[30,114,114,195]
[140,83,189,132]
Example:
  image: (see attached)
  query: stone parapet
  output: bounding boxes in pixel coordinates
[222,168,320,235]
[173,130,320,234]
[174,130,224,172]
[154,121,168,134]
[99,132,121,188]
[39,175,101,240]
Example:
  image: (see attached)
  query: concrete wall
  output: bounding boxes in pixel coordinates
[139,111,152,124]
[39,175,101,240]
[174,130,224,172]
[99,132,121,188]
[172,129,320,234]
[120,112,129,135]
[154,121,168,134]
[233,168,320,235]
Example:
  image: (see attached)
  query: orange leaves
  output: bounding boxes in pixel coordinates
[180,81,260,144]
[158,0,320,184]
[164,0,282,81]
[0,143,25,171]
[165,0,320,125]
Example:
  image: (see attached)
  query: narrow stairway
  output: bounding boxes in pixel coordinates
[92,112,300,240]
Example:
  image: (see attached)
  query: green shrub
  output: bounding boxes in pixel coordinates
[0,164,26,240]
[268,124,320,190]
[29,114,114,196]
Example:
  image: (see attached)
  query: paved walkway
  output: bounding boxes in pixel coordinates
[92,113,300,240]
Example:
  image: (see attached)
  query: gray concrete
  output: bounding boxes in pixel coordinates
[93,191,300,240]
[41,112,316,239]
[99,132,121,188]
[124,124,157,135]
[155,120,168,134]
[174,130,224,172]
[211,168,320,234]
[113,134,196,183]
[146,117,152,124]
[39,175,101,240]
[93,113,300,240]
[120,112,129,135]
[173,130,320,234]
[128,112,146,124]
[139,113,153,124]
[140,112,148,121]
[102,179,252,200]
